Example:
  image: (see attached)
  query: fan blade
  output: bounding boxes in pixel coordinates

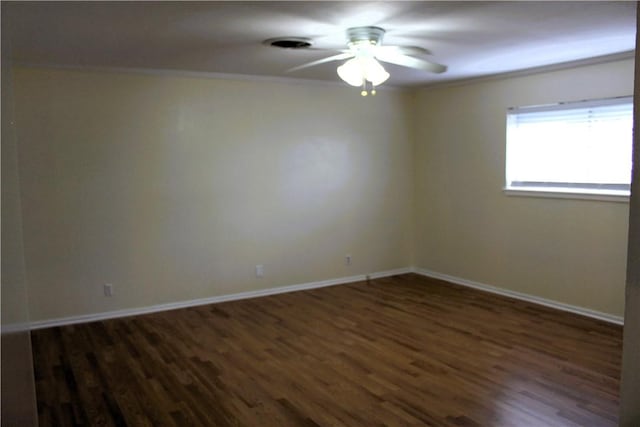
[287,53,354,72]
[376,52,447,74]
[377,45,432,56]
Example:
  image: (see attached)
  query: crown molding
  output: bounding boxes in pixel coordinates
[14,50,634,93]
[12,61,404,92]
[412,50,636,91]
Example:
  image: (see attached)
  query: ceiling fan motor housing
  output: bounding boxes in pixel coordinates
[347,26,385,45]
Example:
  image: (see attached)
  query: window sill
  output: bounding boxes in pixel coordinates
[503,188,630,203]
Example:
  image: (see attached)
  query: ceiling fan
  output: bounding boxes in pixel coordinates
[284,26,447,96]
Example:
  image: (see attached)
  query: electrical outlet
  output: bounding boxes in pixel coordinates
[345,254,352,266]
[255,265,264,278]
[104,283,113,297]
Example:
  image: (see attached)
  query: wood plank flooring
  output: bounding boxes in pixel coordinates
[31,274,622,426]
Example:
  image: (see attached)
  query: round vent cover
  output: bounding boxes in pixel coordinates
[264,37,312,49]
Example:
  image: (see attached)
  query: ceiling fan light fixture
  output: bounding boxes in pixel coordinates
[336,56,389,88]
[337,29,390,94]
[337,58,365,86]
[363,57,390,86]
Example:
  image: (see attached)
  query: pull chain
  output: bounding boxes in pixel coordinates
[360,81,378,97]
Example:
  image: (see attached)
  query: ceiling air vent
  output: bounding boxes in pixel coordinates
[264,37,312,49]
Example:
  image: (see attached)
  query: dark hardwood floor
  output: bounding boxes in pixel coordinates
[31,274,622,426]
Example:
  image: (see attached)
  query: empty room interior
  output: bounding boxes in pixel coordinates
[2,1,640,426]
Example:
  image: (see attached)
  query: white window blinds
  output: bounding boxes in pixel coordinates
[506,96,633,196]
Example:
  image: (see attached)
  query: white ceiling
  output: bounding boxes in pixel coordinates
[3,1,636,87]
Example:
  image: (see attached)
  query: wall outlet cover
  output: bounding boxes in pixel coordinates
[104,283,113,297]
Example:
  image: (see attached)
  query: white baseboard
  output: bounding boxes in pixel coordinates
[28,267,412,330]
[1,322,32,335]
[26,266,622,329]
[413,268,624,325]
[368,268,413,280]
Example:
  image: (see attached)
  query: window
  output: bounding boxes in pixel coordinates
[505,96,633,200]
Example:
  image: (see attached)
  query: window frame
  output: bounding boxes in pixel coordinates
[504,95,633,203]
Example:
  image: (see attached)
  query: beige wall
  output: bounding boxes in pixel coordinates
[13,67,414,321]
[620,5,640,423]
[1,14,38,425]
[2,61,30,330]
[412,59,633,317]
[12,59,633,323]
